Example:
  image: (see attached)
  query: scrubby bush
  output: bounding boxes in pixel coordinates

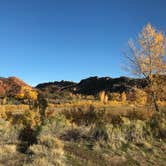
[149,112,166,139]
[36,113,71,139]
[109,92,121,102]
[25,135,65,166]
[0,118,21,144]
[62,105,107,126]
[89,123,109,142]
[128,88,147,105]
[126,109,153,121]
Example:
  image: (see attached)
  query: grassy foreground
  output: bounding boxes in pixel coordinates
[0,102,166,166]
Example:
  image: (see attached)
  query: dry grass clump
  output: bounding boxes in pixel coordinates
[0,145,16,154]
[26,135,65,166]
[38,135,64,150]
[23,157,51,166]
[0,118,21,144]
[38,113,71,139]
[149,111,166,138]
[125,109,154,120]
[62,105,107,126]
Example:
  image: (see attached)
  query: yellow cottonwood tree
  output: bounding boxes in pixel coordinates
[99,91,108,104]
[121,92,127,103]
[125,23,166,111]
[16,86,38,101]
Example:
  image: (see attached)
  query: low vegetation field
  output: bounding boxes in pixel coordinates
[0,99,166,166]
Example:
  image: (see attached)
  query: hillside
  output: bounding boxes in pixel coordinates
[36,80,77,92]
[0,77,33,98]
[0,75,164,102]
[36,76,147,95]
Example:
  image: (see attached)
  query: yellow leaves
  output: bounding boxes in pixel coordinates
[155,33,164,44]
[139,23,166,57]
[16,86,38,101]
[131,23,166,78]
[132,88,147,105]
[21,110,41,128]
[25,89,38,101]
[99,91,108,104]
[145,23,156,36]
[16,92,24,99]
[121,92,127,103]
[110,93,120,102]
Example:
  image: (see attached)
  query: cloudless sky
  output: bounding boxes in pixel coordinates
[0,0,166,86]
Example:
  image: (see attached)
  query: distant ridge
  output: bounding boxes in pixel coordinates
[0,75,153,98]
[35,76,147,95]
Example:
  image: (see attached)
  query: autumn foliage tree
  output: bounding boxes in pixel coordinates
[99,91,108,104]
[121,92,127,103]
[16,86,38,101]
[15,86,38,110]
[125,23,166,111]
[129,88,147,105]
[109,92,120,102]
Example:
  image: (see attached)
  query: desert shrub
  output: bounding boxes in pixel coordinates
[23,157,52,166]
[0,118,21,144]
[126,109,153,121]
[38,135,64,150]
[126,120,148,143]
[89,123,109,142]
[103,118,152,149]
[37,113,71,138]
[25,135,65,166]
[18,125,41,153]
[31,93,48,125]
[109,114,123,126]
[62,107,84,125]
[15,109,42,153]
[109,92,121,102]
[62,105,106,126]
[61,126,90,142]
[83,105,104,125]
[128,88,147,105]
[82,115,154,150]
[149,112,166,139]
[17,109,64,153]
[96,111,123,126]
[19,110,40,128]
[61,128,83,142]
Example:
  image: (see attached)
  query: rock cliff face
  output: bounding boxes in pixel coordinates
[36,76,147,95]
[0,77,31,97]
[36,80,77,93]
[74,76,147,95]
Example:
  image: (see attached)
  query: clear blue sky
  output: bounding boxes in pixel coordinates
[0,0,166,86]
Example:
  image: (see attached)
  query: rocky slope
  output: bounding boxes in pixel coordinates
[0,77,32,98]
[36,76,147,95]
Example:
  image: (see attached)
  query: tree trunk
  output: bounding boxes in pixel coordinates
[152,92,159,112]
